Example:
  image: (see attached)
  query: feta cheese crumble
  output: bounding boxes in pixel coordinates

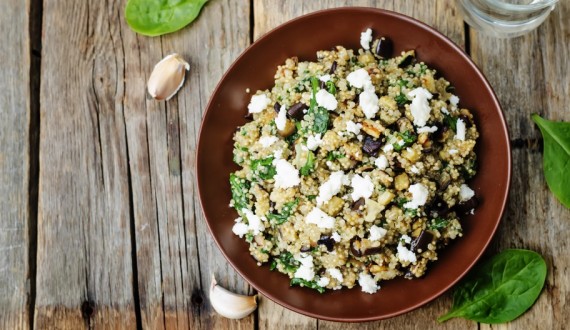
[319,74,331,82]
[410,165,420,174]
[247,94,271,113]
[272,159,300,189]
[360,28,373,50]
[358,273,380,294]
[316,276,330,287]
[360,87,380,119]
[346,120,362,135]
[306,133,323,151]
[369,225,387,241]
[327,268,344,282]
[316,89,338,110]
[403,183,429,209]
[459,184,475,201]
[259,136,278,148]
[449,94,459,107]
[275,105,287,131]
[417,126,438,133]
[407,87,433,127]
[448,149,458,155]
[382,143,394,153]
[455,118,466,141]
[306,207,336,229]
[231,222,249,238]
[331,232,341,242]
[375,155,388,170]
[346,68,372,89]
[316,171,346,206]
[350,174,374,201]
[241,208,264,235]
[294,254,315,281]
[397,243,417,263]
[441,107,450,115]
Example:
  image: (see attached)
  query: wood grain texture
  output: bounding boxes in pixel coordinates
[470,1,570,329]
[253,1,474,329]
[120,0,253,329]
[35,0,136,328]
[0,0,31,328]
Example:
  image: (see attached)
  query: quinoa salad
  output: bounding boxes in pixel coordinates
[229,29,479,294]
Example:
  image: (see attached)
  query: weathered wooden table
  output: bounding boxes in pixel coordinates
[1,0,568,329]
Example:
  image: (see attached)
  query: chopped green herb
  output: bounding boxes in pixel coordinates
[312,106,329,134]
[397,79,408,87]
[393,130,417,151]
[395,197,408,208]
[260,248,270,254]
[300,151,316,176]
[245,233,254,243]
[251,156,276,180]
[429,217,450,230]
[395,93,408,106]
[269,260,277,271]
[444,114,458,132]
[307,195,317,201]
[405,208,418,217]
[267,199,299,225]
[419,64,428,75]
[326,150,345,161]
[229,174,250,211]
[326,80,336,95]
[290,278,325,293]
[274,251,300,273]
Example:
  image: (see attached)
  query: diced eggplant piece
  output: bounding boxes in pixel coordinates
[363,246,383,256]
[274,102,281,113]
[455,196,479,216]
[287,102,308,120]
[317,235,335,252]
[350,236,363,257]
[410,230,434,253]
[374,37,393,59]
[427,197,451,219]
[329,61,337,74]
[398,52,415,68]
[459,114,473,128]
[351,198,365,211]
[362,136,382,156]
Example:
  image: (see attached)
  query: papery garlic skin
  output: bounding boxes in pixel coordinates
[209,275,258,319]
[147,53,190,101]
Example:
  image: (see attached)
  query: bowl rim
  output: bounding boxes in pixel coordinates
[196,6,512,322]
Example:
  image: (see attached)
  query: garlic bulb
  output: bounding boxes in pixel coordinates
[209,275,257,319]
[147,53,190,101]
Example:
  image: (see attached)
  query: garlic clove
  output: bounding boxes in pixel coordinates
[147,53,190,101]
[209,275,258,319]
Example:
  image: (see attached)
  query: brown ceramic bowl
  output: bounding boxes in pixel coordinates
[197,7,511,322]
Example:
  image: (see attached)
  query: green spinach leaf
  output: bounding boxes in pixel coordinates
[290,278,325,293]
[326,80,337,95]
[532,114,570,208]
[300,151,316,176]
[229,174,250,211]
[251,156,276,180]
[438,249,547,324]
[444,114,458,133]
[273,251,300,273]
[126,0,208,36]
[326,150,345,161]
[428,217,449,230]
[267,199,299,225]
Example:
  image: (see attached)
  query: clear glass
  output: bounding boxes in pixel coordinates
[458,0,559,38]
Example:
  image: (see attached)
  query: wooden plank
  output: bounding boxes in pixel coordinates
[0,0,31,328]
[253,0,473,328]
[120,0,253,329]
[470,1,570,329]
[35,1,136,328]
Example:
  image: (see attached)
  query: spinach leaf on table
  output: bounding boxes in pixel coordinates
[532,114,570,208]
[126,0,208,36]
[438,249,547,324]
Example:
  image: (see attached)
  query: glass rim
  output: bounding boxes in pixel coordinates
[483,0,559,12]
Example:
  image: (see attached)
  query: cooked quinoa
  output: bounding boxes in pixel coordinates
[229,31,479,294]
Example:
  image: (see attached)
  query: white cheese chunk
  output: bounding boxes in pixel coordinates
[360,87,380,119]
[294,254,315,281]
[316,171,346,206]
[316,89,338,111]
[397,243,417,263]
[449,94,459,107]
[358,273,380,294]
[331,232,341,242]
[272,159,300,189]
[382,143,394,153]
[417,126,438,133]
[369,225,387,241]
[247,94,271,113]
[346,120,362,135]
[275,104,287,131]
[259,136,278,148]
[306,133,323,151]
[455,118,466,141]
[350,174,374,201]
[231,222,249,238]
[410,165,420,174]
[316,276,330,287]
[306,207,336,229]
[403,183,429,209]
[407,87,433,127]
[459,184,475,201]
[346,68,372,89]
[327,268,344,282]
[360,28,373,50]
[375,155,388,170]
[241,208,264,235]
[448,149,458,155]
[319,74,331,82]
